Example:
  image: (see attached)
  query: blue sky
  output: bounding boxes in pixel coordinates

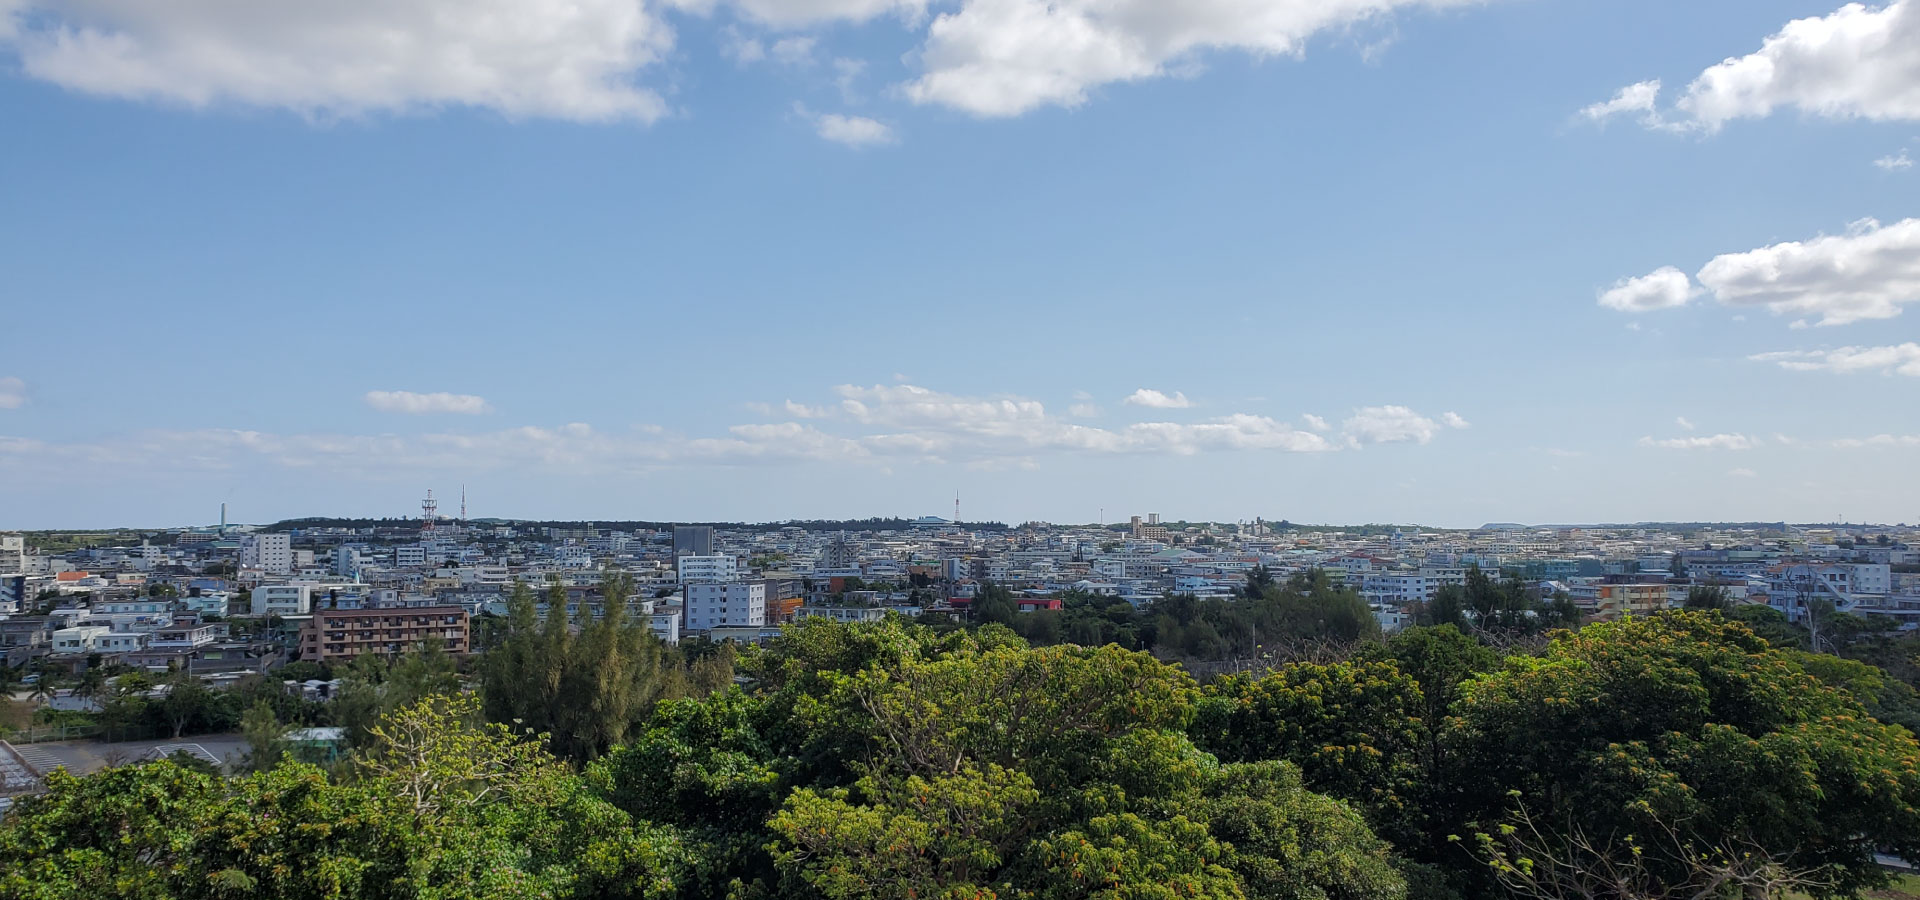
[2,0,1917,529]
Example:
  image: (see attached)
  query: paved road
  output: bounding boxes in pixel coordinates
[10,734,248,776]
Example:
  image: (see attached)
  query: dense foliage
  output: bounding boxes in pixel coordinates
[5,609,1920,900]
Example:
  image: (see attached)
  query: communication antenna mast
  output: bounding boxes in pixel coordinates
[955,490,961,527]
[460,485,467,527]
[422,489,438,536]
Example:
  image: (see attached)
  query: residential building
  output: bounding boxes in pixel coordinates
[240,533,293,575]
[298,606,470,662]
[678,554,740,584]
[0,533,23,573]
[673,525,714,557]
[50,625,111,653]
[794,606,888,624]
[251,584,315,617]
[685,581,766,630]
[149,622,219,649]
[649,611,681,645]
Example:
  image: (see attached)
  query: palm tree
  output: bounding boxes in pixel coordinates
[28,674,59,706]
[73,668,107,706]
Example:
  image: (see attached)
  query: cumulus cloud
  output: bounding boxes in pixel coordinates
[1598,266,1698,312]
[1590,0,1920,133]
[1676,416,1696,430]
[811,111,897,146]
[1879,149,1915,170]
[0,376,25,410]
[1302,413,1330,432]
[1340,405,1468,446]
[1696,218,1920,325]
[0,0,675,121]
[1124,388,1191,409]
[901,0,1481,117]
[1639,433,1759,450]
[1750,342,1920,376]
[365,390,494,415]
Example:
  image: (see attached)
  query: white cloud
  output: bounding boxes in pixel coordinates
[1067,403,1100,418]
[1440,411,1470,429]
[0,376,25,409]
[0,0,675,122]
[1674,0,1920,132]
[1879,149,1915,170]
[1676,416,1696,430]
[811,111,897,146]
[1340,405,1459,446]
[1750,342,1920,376]
[1832,433,1920,448]
[1124,388,1191,409]
[1302,413,1330,432]
[702,0,928,28]
[831,383,1347,456]
[783,400,834,418]
[0,382,1469,481]
[1638,433,1759,450]
[1728,467,1759,478]
[1696,218,1920,325]
[1580,79,1663,126]
[1598,266,1698,312]
[901,0,1482,118]
[769,35,818,65]
[364,390,494,415]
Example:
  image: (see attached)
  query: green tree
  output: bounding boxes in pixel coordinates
[1682,583,1732,610]
[239,700,285,773]
[1445,611,1920,898]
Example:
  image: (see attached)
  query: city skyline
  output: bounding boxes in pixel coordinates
[4,0,1919,528]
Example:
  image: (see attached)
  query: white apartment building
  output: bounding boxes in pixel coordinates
[394,545,428,568]
[241,534,293,575]
[685,582,765,630]
[794,606,887,624]
[649,611,682,645]
[251,584,315,617]
[0,534,24,573]
[678,554,741,584]
[50,625,111,653]
[1361,573,1428,606]
[96,632,149,653]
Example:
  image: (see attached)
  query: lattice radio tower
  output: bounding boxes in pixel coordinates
[421,489,438,536]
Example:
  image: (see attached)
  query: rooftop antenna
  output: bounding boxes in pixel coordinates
[422,489,438,536]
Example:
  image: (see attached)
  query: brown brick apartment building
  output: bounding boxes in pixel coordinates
[298,606,469,663]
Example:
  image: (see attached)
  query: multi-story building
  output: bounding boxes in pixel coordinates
[149,622,220,650]
[298,606,470,662]
[394,545,428,568]
[50,625,112,653]
[678,554,740,584]
[674,525,714,558]
[0,533,25,573]
[240,533,293,575]
[685,582,766,631]
[251,584,314,617]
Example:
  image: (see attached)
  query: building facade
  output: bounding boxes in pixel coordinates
[685,582,766,631]
[297,606,470,662]
[241,534,293,575]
